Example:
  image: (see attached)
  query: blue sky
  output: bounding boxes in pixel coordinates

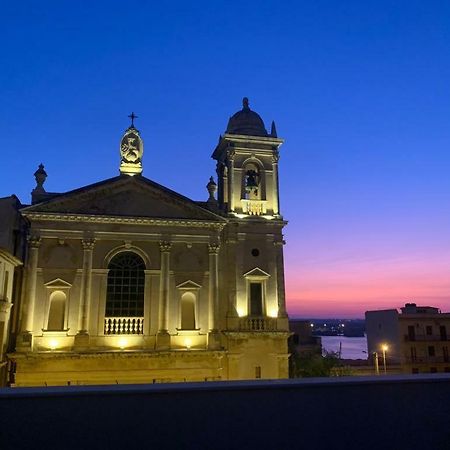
[2,1,450,316]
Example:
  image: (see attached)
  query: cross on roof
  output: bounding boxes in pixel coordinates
[128,112,138,127]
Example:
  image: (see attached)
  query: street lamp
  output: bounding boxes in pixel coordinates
[363,350,380,375]
[373,352,379,375]
[381,344,389,375]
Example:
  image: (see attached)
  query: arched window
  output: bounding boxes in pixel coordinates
[180,292,196,330]
[47,291,66,330]
[106,252,145,318]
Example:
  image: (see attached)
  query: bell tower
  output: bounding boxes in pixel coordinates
[211,98,283,218]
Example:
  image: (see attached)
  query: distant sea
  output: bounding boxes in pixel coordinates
[320,335,368,360]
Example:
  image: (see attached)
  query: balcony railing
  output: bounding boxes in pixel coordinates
[404,335,449,342]
[104,317,144,335]
[405,356,450,364]
[239,317,277,332]
[241,200,267,216]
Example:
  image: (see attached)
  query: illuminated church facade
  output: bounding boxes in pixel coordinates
[2,99,290,386]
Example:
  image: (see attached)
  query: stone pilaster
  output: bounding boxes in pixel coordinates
[208,243,220,330]
[272,151,280,215]
[78,238,95,334]
[74,238,95,349]
[208,242,221,349]
[157,241,171,349]
[18,235,41,350]
[228,149,235,212]
[274,239,288,323]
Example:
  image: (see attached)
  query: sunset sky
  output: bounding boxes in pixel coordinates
[2,1,450,318]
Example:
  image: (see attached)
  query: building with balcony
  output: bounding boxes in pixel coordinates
[366,303,450,374]
[6,98,290,386]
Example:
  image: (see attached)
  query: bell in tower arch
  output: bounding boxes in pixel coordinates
[244,166,260,200]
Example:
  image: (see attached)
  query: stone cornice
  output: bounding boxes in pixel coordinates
[22,212,227,230]
[223,133,284,146]
[0,248,23,266]
[9,349,226,361]
[223,331,291,339]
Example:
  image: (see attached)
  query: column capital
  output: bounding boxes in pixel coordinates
[273,240,286,247]
[82,238,96,251]
[27,235,41,248]
[159,241,172,252]
[208,243,220,254]
[0,299,12,315]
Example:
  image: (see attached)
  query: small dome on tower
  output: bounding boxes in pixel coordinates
[226,98,268,136]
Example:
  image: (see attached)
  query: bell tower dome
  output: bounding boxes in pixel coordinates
[211,98,283,218]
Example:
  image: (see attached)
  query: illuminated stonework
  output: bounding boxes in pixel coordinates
[120,126,143,176]
[7,100,290,387]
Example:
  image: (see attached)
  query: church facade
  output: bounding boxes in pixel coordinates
[5,99,290,386]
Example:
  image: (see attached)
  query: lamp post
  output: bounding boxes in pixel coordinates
[381,344,389,375]
[373,352,379,375]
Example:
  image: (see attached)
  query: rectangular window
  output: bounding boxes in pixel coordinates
[428,346,435,357]
[408,326,415,341]
[440,326,447,341]
[426,325,433,336]
[412,368,419,374]
[249,283,263,316]
[255,366,261,379]
[410,347,417,362]
[443,346,449,363]
[430,367,437,373]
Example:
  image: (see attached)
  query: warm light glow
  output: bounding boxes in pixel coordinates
[268,308,278,318]
[381,344,389,352]
[48,339,58,350]
[184,338,192,349]
[237,307,246,317]
[118,338,128,350]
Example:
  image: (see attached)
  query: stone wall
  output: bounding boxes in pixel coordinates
[1,375,449,450]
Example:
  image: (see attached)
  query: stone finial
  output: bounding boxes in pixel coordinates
[206,176,217,204]
[33,164,47,192]
[270,120,277,138]
[242,97,250,110]
[120,123,144,176]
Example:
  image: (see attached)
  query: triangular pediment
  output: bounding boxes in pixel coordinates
[44,278,72,288]
[243,267,270,278]
[21,176,225,222]
[176,280,202,290]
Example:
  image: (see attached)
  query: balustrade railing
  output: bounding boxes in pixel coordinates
[404,334,449,342]
[239,317,277,332]
[405,356,450,364]
[104,317,144,335]
[241,200,267,216]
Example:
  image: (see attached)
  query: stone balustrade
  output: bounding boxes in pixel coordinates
[104,317,144,335]
[239,317,276,332]
[241,199,267,216]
